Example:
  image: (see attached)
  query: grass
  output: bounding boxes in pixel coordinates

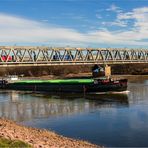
[0,138,31,148]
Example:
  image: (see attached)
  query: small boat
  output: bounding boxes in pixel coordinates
[1,77,128,93]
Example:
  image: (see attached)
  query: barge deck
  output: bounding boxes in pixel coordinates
[0,78,128,93]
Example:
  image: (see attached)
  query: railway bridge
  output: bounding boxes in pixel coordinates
[0,46,147,67]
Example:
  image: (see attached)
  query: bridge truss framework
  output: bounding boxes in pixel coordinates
[0,46,148,66]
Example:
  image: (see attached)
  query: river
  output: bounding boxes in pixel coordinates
[0,77,148,147]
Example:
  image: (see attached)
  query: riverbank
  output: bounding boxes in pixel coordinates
[0,63,147,76]
[0,118,100,148]
[111,75,148,82]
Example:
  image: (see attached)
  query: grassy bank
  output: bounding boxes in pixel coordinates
[0,138,31,148]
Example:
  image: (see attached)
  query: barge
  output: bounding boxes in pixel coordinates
[0,78,128,93]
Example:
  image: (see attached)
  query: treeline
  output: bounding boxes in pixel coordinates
[0,64,147,76]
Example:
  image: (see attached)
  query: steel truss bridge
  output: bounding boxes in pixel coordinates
[0,46,148,67]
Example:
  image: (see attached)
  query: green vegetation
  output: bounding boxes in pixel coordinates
[15,79,94,84]
[0,138,31,148]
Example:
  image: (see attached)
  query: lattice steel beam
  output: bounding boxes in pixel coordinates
[0,46,147,66]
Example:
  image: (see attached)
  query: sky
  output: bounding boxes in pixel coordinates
[0,0,148,47]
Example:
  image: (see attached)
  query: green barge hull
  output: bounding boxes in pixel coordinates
[4,78,128,93]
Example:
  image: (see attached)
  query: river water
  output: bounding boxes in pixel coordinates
[0,78,148,147]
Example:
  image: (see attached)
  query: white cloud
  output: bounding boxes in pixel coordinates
[117,12,133,20]
[106,4,122,13]
[41,19,49,22]
[0,12,148,47]
[104,4,128,27]
[96,14,102,19]
[0,13,87,43]
[116,7,148,40]
[102,20,127,27]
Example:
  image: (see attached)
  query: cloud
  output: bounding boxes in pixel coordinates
[41,19,49,22]
[0,13,87,43]
[116,7,148,40]
[0,12,148,47]
[102,20,127,27]
[102,6,148,45]
[103,4,128,27]
[106,4,122,13]
[96,14,102,19]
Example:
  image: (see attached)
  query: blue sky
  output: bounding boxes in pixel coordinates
[0,0,148,47]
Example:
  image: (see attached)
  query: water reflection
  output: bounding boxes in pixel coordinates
[128,83,148,104]
[0,90,128,122]
[0,81,148,147]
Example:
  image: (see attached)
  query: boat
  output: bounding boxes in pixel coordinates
[0,77,128,93]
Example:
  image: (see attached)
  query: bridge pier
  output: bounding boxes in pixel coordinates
[105,65,111,78]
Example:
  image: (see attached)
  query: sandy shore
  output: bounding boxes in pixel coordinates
[0,118,101,148]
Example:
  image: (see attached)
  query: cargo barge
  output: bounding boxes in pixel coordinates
[0,78,128,93]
